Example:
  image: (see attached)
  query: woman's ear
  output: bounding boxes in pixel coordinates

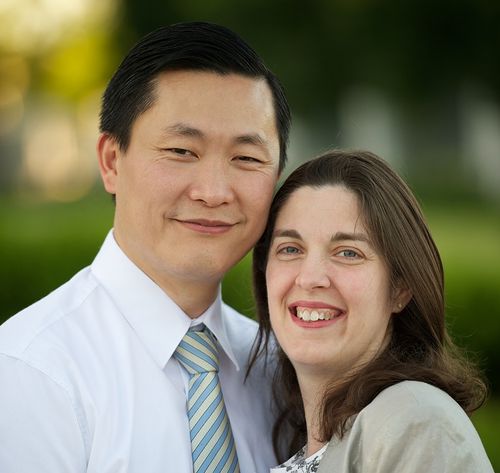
[392,284,412,313]
[97,133,120,195]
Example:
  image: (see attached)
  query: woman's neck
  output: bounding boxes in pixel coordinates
[296,371,329,457]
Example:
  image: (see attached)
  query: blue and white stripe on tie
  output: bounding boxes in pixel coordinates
[174,328,240,473]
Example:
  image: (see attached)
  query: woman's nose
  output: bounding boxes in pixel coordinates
[294,256,331,290]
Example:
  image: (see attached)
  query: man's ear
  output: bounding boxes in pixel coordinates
[97,133,120,195]
[392,284,412,314]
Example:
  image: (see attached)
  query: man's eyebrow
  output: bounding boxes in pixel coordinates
[272,229,302,240]
[162,123,204,138]
[162,124,268,148]
[330,232,371,244]
[234,133,267,147]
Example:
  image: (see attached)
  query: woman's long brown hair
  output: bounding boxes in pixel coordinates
[248,150,487,461]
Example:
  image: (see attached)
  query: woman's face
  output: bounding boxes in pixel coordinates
[266,185,402,378]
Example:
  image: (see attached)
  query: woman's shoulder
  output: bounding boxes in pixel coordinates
[357,380,469,430]
[319,381,493,473]
[367,380,462,415]
[349,380,488,458]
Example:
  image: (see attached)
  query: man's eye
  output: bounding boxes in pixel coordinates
[236,156,261,163]
[169,148,192,156]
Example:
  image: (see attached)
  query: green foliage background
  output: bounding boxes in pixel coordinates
[1,0,499,467]
[0,194,499,468]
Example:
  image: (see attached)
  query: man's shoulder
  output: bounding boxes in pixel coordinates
[220,302,260,361]
[221,302,258,339]
[0,266,98,357]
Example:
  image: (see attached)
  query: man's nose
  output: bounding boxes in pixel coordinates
[188,159,236,207]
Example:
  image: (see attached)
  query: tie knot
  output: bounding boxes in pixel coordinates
[174,329,219,375]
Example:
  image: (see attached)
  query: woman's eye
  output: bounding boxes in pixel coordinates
[278,246,300,255]
[337,249,360,258]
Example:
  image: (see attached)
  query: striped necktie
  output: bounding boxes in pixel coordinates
[174,328,240,473]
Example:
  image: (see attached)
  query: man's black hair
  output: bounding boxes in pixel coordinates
[99,21,291,171]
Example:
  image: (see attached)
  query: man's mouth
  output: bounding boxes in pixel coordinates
[182,218,233,226]
[174,218,235,234]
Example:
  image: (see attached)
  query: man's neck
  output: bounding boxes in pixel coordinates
[112,231,221,318]
[155,276,219,318]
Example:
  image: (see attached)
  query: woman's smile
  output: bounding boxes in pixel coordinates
[266,185,396,376]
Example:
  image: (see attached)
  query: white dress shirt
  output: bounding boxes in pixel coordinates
[0,231,276,473]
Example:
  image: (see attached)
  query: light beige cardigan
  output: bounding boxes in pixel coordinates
[317,381,494,473]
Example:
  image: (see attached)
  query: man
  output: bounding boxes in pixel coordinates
[0,22,290,472]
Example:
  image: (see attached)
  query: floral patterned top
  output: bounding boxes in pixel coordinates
[270,444,329,473]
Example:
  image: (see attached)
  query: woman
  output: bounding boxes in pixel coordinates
[250,150,493,472]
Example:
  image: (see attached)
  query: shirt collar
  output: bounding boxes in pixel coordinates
[90,230,240,370]
[197,296,240,371]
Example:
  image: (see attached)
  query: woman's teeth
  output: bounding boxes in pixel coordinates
[295,307,340,321]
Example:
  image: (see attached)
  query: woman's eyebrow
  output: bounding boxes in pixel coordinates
[272,229,302,240]
[271,229,371,244]
[330,232,371,243]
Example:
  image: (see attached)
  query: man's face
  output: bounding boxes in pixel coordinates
[98,70,280,312]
